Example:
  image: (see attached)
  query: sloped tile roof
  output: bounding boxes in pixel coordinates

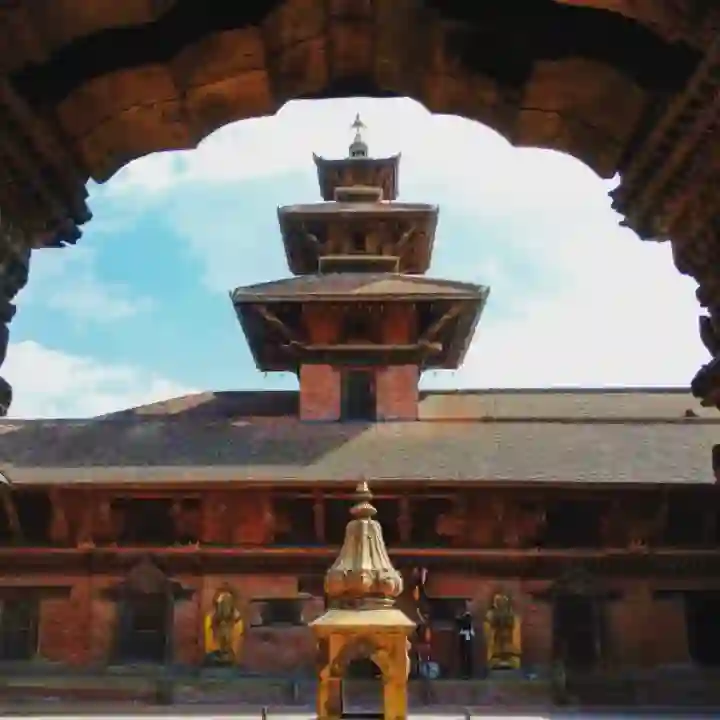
[231,273,487,301]
[0,388,715,486]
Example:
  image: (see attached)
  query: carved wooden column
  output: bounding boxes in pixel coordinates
[0,229,30,416]
[398,496,410,544]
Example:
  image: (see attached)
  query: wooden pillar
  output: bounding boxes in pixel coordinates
[314,492,326,544]
[398,496,410,544]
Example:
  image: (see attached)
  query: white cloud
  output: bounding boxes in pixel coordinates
[3,341,196,419]
[24,244,151,324]
[102,97,707,387]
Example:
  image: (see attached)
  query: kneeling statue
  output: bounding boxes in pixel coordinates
[204,587,244,666]
[483,590,522,670]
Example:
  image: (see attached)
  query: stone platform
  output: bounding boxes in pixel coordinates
[0,666,718,712]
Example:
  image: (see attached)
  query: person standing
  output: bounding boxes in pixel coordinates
[456,608,475,678]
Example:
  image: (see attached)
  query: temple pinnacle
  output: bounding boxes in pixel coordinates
[349,113,368,158]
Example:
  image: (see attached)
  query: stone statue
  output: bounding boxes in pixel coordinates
[483,590,522,670]
[204,587,244,665]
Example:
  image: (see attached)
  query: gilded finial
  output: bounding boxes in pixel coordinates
[350,480,376,520]
[349,113,369,158]
[323,480,404,606]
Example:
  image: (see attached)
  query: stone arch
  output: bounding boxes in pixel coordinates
[0,0,718,422]
[4,0,703,195]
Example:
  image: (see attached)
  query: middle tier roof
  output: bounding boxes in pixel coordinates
[278,202,439,275]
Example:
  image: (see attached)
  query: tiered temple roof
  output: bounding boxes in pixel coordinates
[231,116,489,372]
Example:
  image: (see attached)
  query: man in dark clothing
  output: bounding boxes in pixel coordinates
[456,609,475,678]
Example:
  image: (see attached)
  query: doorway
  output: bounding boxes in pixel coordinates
[553,594,600,670]
[342,657,382,716]
[117,593,170,664]
[685,591,720,666]
[341,370,376,421]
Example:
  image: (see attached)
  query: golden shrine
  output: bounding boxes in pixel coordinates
[311,481,415,720]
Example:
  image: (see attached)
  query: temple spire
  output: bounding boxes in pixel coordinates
[324,481,404,608]
[349,113,369,158]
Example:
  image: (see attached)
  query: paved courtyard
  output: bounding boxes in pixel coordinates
[0,713,715,719]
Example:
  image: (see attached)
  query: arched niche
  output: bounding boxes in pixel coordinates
[102,556,194,666]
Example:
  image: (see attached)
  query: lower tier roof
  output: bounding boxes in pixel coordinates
[231,272,486,302]
[0,388,715,487]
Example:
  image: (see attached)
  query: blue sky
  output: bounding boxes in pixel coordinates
[4,97,707,418]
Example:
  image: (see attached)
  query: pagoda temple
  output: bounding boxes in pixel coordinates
[231,114,489,422]
[0,118,715,710]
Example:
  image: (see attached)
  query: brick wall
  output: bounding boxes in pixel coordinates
[39,576,91,665]
[376,365,419,421]
[608,582,690,667]
[299,364,341,421]
[424,574,551,671]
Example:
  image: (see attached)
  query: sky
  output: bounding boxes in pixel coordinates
[3,97,708,418]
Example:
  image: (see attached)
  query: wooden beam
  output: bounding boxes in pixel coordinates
[255,305,301,344]
[419,304,463,344]
[395,224,417,253]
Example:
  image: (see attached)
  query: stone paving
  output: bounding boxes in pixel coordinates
[0,713,711,719]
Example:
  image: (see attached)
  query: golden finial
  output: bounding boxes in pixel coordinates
[324,481,403,606]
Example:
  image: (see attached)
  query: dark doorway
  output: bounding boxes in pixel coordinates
[117,593,170,664]
[685,592,720,666]
[342,657,382,716]
[341,370,376,421]
[0,598,39,660]
[553,594,600,670]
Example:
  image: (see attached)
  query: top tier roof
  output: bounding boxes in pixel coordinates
[313,154,401,202]
[313,115,400,201]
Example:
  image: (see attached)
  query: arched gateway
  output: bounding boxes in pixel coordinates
[0,2,718,427]
[0,69,716,711]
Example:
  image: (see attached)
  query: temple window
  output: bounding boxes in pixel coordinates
[326,498,354,544]
[116,594,170,664]
[685,591,720,667]
[115,499,175,545]
[273,496,316,545]
[257,598,303,626]
[351,231,365,253]
[664,498,706,546]
[14,491,52,545]
[543,500,600,548]
[373,498,400,545]
[410,497,454,547]
[552,594,602,670]
[0,597,39,660]
[340,370,376,421]
[426,597,468,628]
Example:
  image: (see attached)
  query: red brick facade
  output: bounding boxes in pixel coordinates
[376,365,419,421]
[27,571,694,673]
[299,364,341,420]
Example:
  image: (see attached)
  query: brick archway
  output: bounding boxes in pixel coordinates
[0,1,718,416]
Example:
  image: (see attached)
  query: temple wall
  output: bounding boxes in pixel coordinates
[606,579,690,667]
[24,570,698,673]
